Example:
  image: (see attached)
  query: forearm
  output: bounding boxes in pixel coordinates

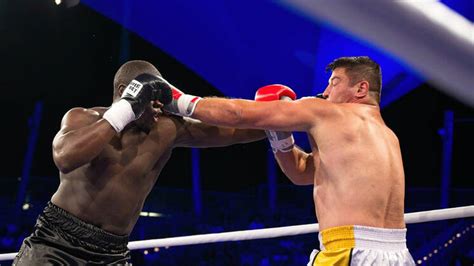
[175,116,266,148]
[53,120,116,173]
[275,147,314,185]
[189,128,265,148]
[192,98,250,128]
[231,128,267,143]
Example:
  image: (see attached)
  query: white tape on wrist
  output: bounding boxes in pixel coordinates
[103,99,136,133]
[177,94,202,116]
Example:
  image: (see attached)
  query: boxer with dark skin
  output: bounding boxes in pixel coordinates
[13,60,265,265]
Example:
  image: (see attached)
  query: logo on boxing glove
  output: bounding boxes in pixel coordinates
[123,80,144,98]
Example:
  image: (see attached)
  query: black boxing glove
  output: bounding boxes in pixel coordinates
[103,74,172,132]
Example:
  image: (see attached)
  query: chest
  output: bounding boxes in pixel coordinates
[95,130,175,175]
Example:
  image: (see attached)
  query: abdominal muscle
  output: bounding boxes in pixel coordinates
[52,173,152,235]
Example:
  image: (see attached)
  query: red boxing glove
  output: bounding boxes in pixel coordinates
[254,84,296,102]
[255,84,296,153]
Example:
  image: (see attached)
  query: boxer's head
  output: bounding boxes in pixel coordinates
[322,56,382,104]
[114,60,164,131]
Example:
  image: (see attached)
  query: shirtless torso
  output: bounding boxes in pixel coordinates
[308,103,405,230]
[52,107,263,235]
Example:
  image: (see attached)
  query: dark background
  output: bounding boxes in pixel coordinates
[0,0,472,265]
[1,0,472,191]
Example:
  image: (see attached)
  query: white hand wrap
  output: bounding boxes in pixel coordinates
[266,130,295,153]
[103,99,136,133]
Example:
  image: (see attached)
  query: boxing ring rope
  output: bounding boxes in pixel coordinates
[0,205,472,261]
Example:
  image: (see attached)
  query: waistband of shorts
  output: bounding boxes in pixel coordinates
[41,201,129,250]
[318,225,407,251]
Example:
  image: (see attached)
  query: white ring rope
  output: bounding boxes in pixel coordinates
[0,205,472,261]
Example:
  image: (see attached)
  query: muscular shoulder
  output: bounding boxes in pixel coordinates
[156,114,206,146]
[155,113,190,135]
[299,97,345,122]
[60,107,105,128]
[346,104,382,121]
[148,113,183,136]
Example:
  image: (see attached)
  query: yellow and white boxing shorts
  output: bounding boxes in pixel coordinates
[307,225,415,266]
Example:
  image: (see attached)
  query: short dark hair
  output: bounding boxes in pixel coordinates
[113,60,161,97]
[326,56,382,102]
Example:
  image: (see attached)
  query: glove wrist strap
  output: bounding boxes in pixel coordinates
[267,132,294,153]
[103,99,135,133]
[177,94,202,116]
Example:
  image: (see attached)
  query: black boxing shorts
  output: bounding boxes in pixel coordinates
[13,202,131,265]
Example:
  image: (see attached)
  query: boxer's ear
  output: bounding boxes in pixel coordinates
[355,81,369,98]
[115,84,127,99]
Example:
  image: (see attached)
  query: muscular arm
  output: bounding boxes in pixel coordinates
[191,97,328,132]
[52,108,116,173]
[173,117,266,148]
[275,147,316,185]
[190,97,321,183]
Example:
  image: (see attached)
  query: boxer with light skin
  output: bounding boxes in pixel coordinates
[13,60,265,265]
[160,56,416,265]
